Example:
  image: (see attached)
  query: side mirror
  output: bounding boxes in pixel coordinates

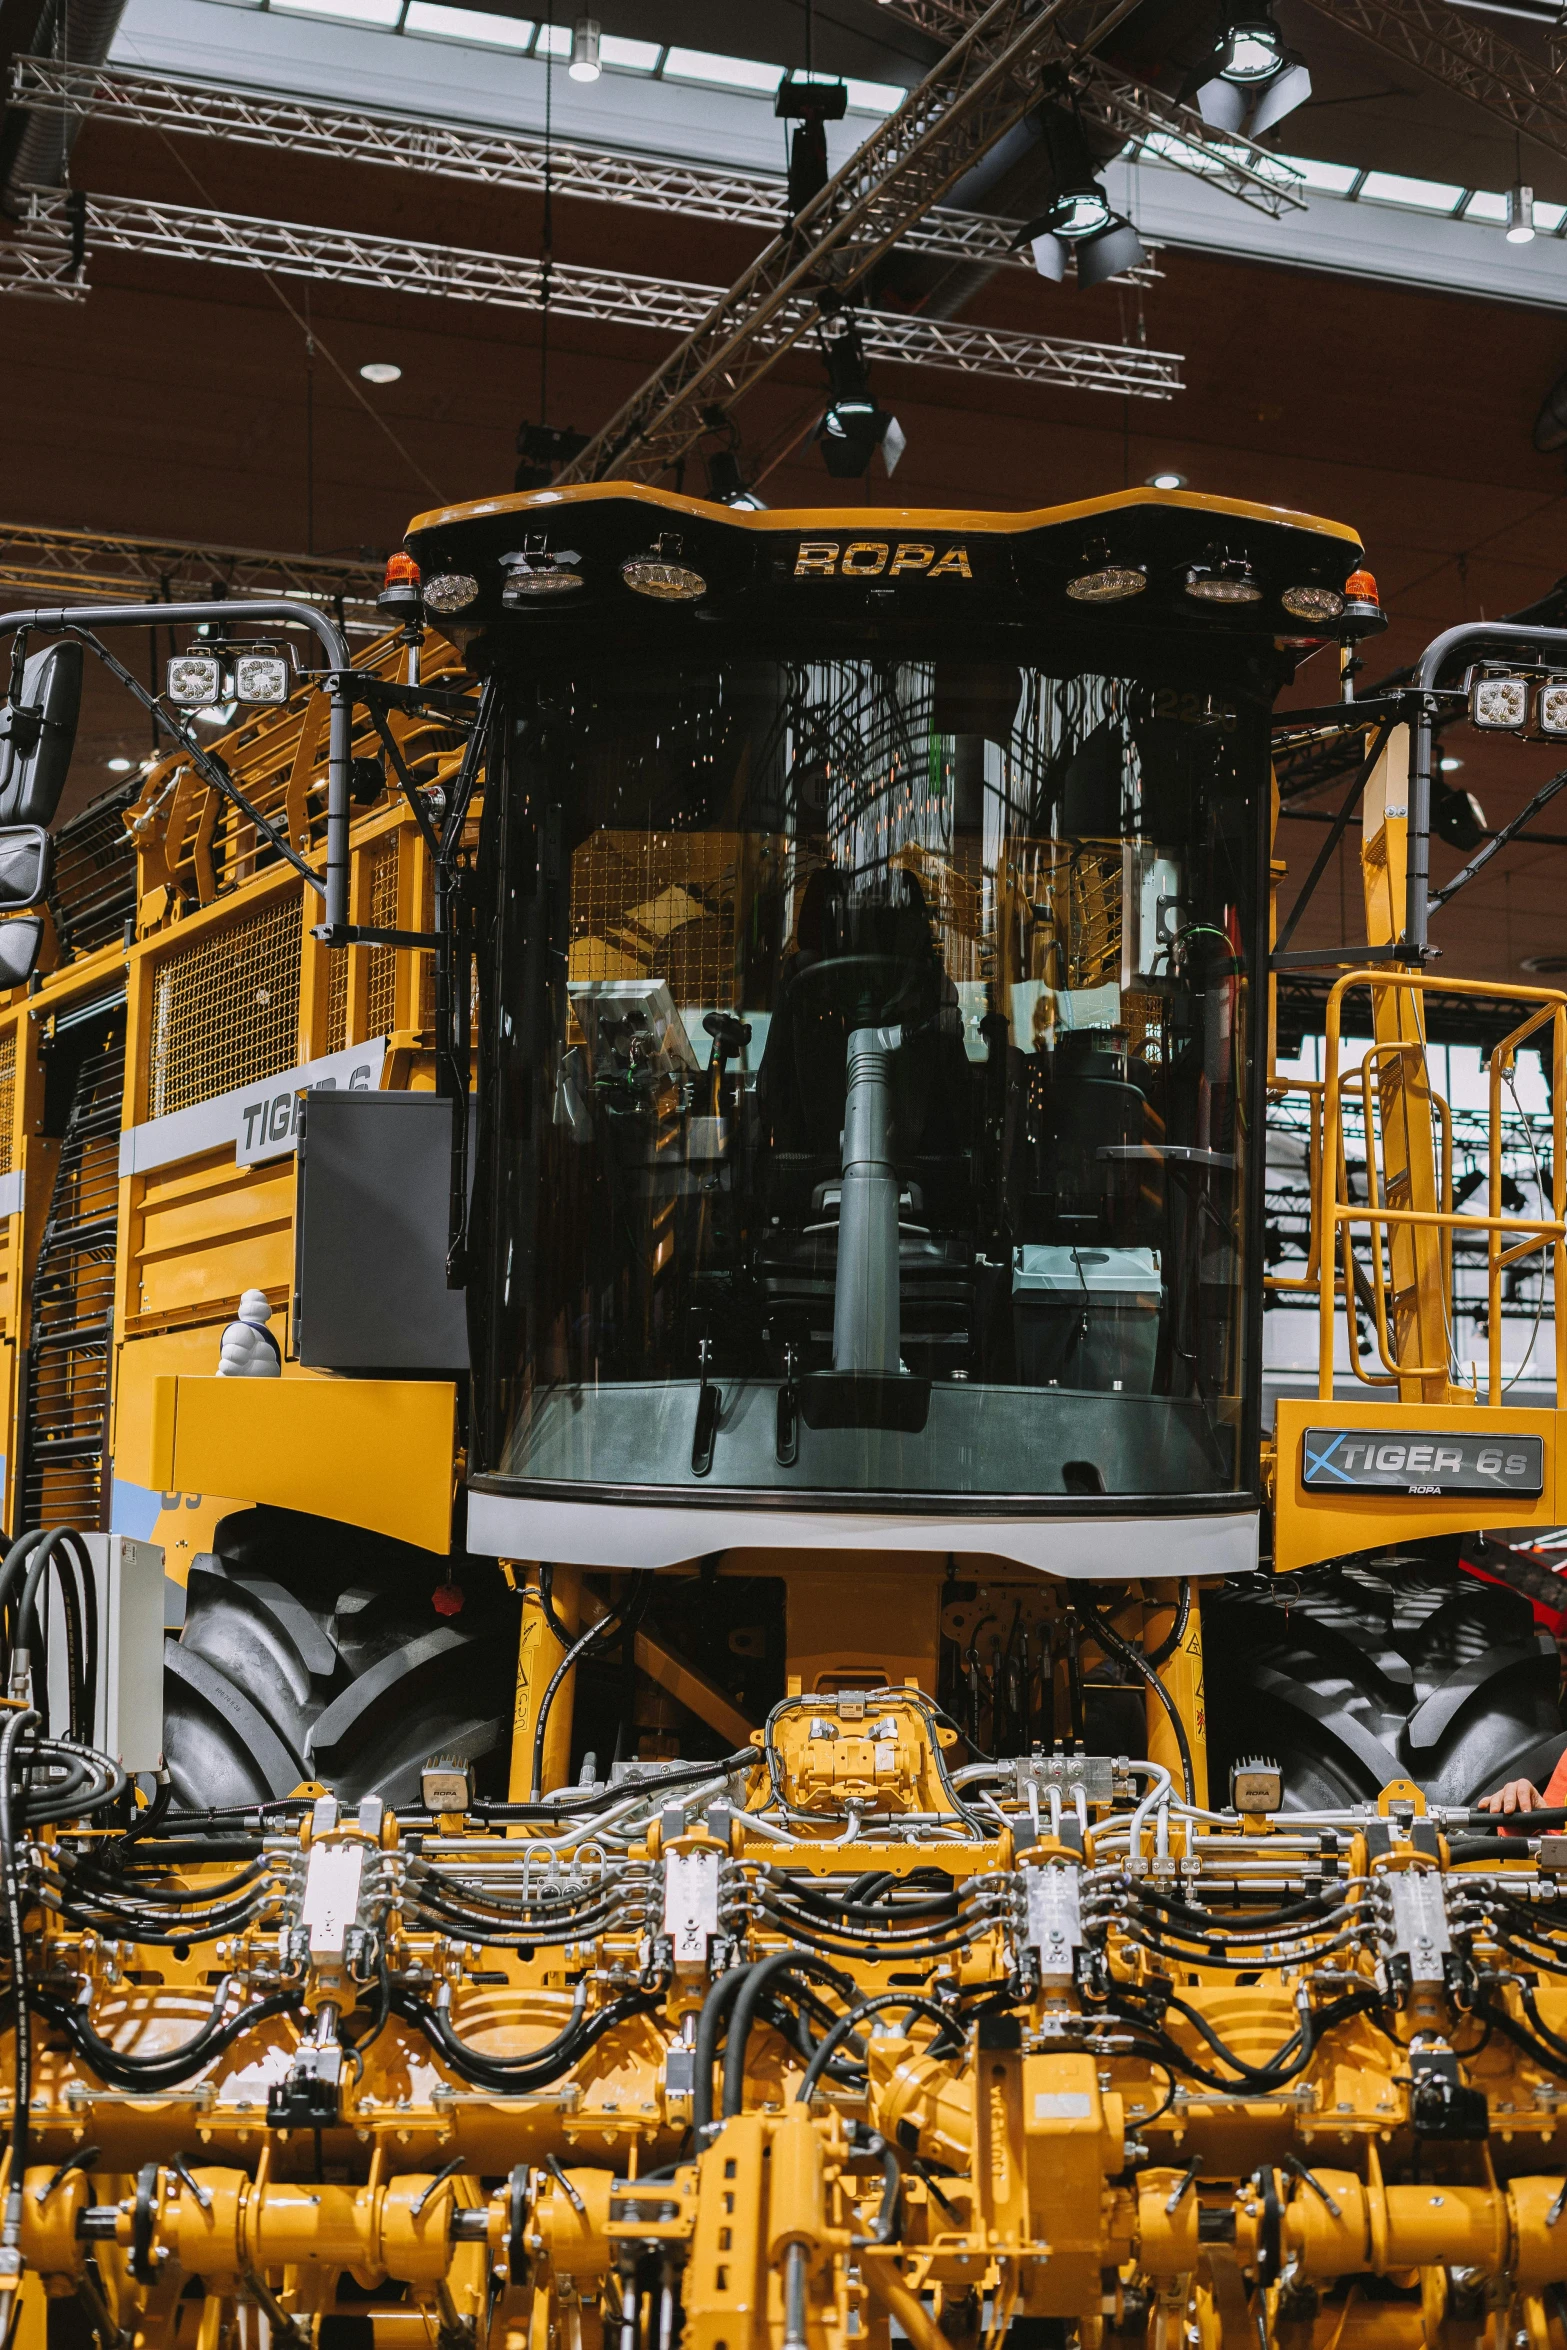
[0,641,82,828]
[0,826,52,910]
[0,918,43,989]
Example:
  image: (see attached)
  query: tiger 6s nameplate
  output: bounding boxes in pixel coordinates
[1303,1427,1545,1497]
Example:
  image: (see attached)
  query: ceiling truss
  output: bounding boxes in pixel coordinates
[882,0,1567,167]
[1295,0,1567,161]
[10,186,1183,397]
[0,520,384,627]
[552,0,1168,482]
[8,55,1170,280]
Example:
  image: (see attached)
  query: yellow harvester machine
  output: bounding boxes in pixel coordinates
[0,483,1558,2350]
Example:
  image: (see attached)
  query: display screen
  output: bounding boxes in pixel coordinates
[469,653,1266,1506]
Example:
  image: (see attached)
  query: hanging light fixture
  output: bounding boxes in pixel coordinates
[706,449,767,510]
[813,322,905,479]
[568,17,601,80]
[1217,14,1285,78]
[1508,183,1535,242]
[1187,5,1311,139]
[1016,106,1146,290]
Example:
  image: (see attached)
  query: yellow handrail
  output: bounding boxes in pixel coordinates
[1308,971,1567,1405]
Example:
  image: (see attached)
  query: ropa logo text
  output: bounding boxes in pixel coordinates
[794,540,972,580]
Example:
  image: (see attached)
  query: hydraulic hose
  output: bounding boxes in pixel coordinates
[1071,1595,1195,1804]
[794,1992,959,2105]
[394,1984,657,2090]
[35,1984,304,2089]
[4,1530,97,1743]
[527,1579,651,1802]
[693,1966,750,2138]
[1144,1579,1192,1670]
[722,1951,858,2119]
[0,1707,38,2324]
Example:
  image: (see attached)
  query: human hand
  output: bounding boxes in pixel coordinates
[1478,1778,1544,1815]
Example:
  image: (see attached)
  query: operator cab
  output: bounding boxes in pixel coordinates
[405,486,1363,1567]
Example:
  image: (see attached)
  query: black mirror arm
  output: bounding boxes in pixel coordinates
[62,626,326,898]
[0,597,352,922]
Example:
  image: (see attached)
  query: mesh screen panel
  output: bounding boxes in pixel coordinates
[0,1032,17,1180]
[22,1017,125,1532]
[567,831,737,1002]
[324,935,348,1055]
[365,836,400,1040]
[149,895,302,1120]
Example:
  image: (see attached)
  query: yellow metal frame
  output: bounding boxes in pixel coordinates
[1315,971,1567,1407]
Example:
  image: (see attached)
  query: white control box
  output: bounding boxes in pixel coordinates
[44,1534,166,1772]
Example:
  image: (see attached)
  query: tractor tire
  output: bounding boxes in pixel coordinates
[162,1503,515,1810]
[1203,1550,1567,1812]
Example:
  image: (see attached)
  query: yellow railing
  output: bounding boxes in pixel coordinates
[1275,972,1567,1405]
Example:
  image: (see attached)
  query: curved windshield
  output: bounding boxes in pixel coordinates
[471,654,1265,1504]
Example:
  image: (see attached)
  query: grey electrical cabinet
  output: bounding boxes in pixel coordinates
[43,1536,166,1774]
[294,1090,471,1371]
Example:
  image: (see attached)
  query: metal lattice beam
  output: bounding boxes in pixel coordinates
[1067,58,1305,215]
[0,520,385,628]
[552,0,1155,483]
[1294,0,1567,161]
[874,0,1306,216]
[10,186,1183,397]
[0,240,85,300]
[883,0,1567,171]
[7,54,1165,281]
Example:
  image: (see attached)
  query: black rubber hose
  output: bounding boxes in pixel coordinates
[66,1857,267,1904]
[0,1709,37,2284]
[0,1533,47,1680]
[722,1951,858,2119]
[693,1966,750,2138]
[527,1594,636,1802]
[40,1531,98,1747]
[1072,1595,1195,1804]
[394,1986,657,2091]
[109,1779,176,1853]
[35,1985,303,2089]
[17,1533,88,1740]
[536,1562,574,1650]
[867,2136,902,2244]
[1144,1580,1192,1671]
[1470,1993,1567,2080]
[795,1993,959,2104]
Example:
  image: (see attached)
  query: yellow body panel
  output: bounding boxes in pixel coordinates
[130,1372,458,1553]
[1272,1394,1561,1569]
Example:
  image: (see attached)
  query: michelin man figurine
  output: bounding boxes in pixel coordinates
[217,1289,282,1378]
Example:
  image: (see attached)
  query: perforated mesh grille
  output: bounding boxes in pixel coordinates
[365,835,400,1040]
[324,938,349,1056]
[0,1032,18,1180]
[149,895,302,1120]
[567,830,738,1002]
